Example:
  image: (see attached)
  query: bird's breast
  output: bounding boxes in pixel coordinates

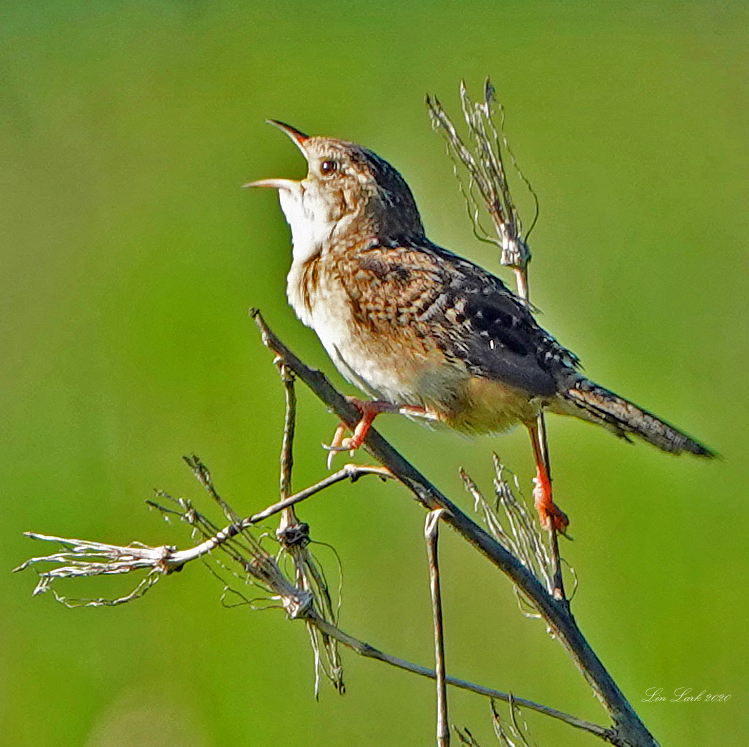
[287,257,420,401]
[286,256,542,433]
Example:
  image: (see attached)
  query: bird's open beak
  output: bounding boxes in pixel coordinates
[266,119,309,155]
[242,120,310,190]
[242,177,299,190]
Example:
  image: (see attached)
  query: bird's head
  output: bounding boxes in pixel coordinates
[245,121,424,263]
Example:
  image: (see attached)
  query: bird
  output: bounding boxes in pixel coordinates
[245,120,715,533]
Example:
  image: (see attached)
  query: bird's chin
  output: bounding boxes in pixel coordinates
[278,189,339,266]
[277,182,302,212]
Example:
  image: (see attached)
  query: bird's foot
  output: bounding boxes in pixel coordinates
[323,399,399,468]
[532,469,570,536]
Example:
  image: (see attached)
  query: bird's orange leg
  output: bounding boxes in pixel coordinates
[526,421,569,534]
[324,398,426,468]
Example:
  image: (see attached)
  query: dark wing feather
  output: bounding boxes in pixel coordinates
[340,240,580,397]
[428,244,579,396]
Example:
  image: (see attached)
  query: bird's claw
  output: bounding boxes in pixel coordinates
[323,400,428,469]
[533,475,570,536]
[541,504,571,537]
[323,417,374,468]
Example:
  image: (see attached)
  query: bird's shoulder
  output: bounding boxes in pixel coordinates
[333,238,580,395]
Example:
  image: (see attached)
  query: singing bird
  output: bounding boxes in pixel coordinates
[246,121,715,532]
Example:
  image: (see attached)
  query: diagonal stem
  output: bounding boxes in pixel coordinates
[251,309,659,747]
[164,464,390,569]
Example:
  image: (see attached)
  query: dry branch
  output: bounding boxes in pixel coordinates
[17,312,646,744]
[251,309,657,747]
[16,450,613,741]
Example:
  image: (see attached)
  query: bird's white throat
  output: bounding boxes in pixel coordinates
[279,184,341,330]
[278,185,336,266]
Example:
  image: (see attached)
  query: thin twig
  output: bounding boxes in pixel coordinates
[278,361,297,532]
[426,509,450,747]
[273,358,347,694]
[251,465,392,527]
[155,464,389,569]
[305,610,620,744]
[428,80,567,602]
[491,697,534,747]
[460,459,554,597]
[183,455,239,523]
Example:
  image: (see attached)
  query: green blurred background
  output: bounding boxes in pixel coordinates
[2,2,747,745]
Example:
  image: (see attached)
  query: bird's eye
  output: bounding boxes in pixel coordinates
[320,159,338,176]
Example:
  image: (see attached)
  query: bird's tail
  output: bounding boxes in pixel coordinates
[557,378,716,458]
